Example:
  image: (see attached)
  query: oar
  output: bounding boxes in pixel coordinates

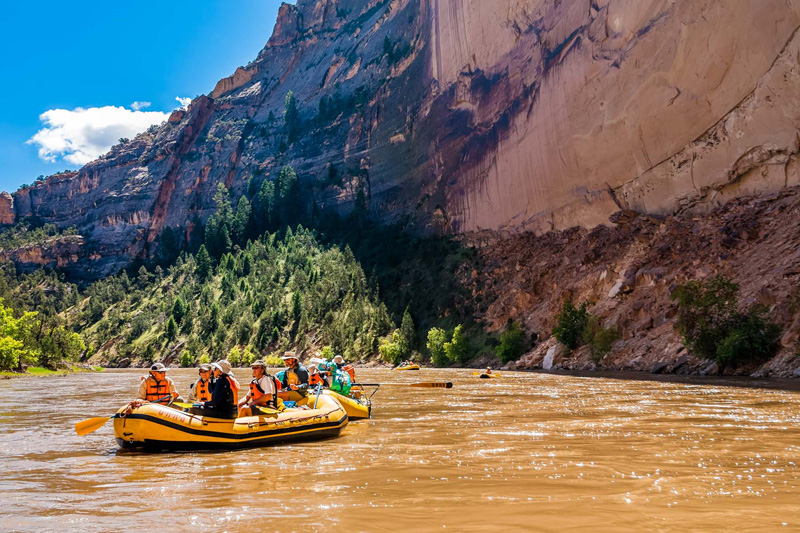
[313,383,323,409]
[355,382,453,389]
[74,395,172,436]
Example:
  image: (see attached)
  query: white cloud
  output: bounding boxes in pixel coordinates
[131,101,151,111]
[27,105,171,166]
[175,96,192,109]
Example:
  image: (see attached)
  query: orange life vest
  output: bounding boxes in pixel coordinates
[249,375,277,408]
[309,373,324,386]
[342,364,356,382]
[194,378,211,402]
[227,375,239,400]
[143,375,173,404]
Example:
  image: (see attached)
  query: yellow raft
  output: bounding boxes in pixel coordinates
[277,389,371,420]
[473,372,499,379]
[395,364,420,370]
[113,393,348,451]
[325,389,371,420]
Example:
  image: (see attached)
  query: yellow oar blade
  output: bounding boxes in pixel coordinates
[75,416,112,436]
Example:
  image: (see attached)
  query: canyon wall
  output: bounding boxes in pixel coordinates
[4,0,800,279]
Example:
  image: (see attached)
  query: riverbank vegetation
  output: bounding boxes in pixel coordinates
[672,276,781,368]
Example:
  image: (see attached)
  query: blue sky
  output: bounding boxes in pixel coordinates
[0,0,291,193]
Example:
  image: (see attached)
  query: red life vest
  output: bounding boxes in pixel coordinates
[194,378,211,402]
[143,376,173,404]
[309,373,324,386]
[342,364,356,382]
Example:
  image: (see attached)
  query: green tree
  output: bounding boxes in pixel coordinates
[444,324,470,364]
[496,322,526,364]
[398,306,415,358]
[195,245,213,280]
[553,300,589,350]
[284,91,300,143]
[233,195,252,245]
[171,297,187,324]
[165,316,177,341]
[427,327,448,367]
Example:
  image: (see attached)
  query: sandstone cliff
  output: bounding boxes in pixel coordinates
[5,0,800,279]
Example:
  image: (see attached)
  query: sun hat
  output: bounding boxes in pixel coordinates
[198,363,212,372]
[251,360,267,368]
[212,360,232,374]
[150,362,167,372]
[333,355,345,364]
[281,351,298,361]
[307,363,318,372]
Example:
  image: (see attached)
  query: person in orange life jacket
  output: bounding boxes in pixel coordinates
[485,367,493,375]
[198,360,239,419]
[279,352,309,391]
[306,363,329,387]
[136,362,179,405]
[188,363,213,403]
[238,360,278,416]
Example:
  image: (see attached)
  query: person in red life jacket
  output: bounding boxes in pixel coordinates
[307,363,329,388]
[238,360,278,416]
[198,360,239,419]
[188,363,213,403]
[136,362,179,405]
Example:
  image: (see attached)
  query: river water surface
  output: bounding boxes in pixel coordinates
[1,368,799,532]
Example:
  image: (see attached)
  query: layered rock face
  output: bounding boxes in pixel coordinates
[6,0,800,278]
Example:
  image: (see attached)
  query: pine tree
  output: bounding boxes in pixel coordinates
[398,306,415,358]
[165,316,177,341]
[171,297,187,324]
[233,195,252,245]
[195,245,213,280]
[284,91,300,143]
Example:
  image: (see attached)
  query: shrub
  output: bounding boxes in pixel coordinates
[198,353,211,365]
[553,300,589,349]
[496,322,526,364]
[179,350,194,367]
[714,306,781,367]
[582,316,618,362]
[320,346,335,360]
[673,277,781,367]
[379,331,402,364]
[427,327,448,366]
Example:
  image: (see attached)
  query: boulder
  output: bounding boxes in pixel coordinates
[542,343,567,370]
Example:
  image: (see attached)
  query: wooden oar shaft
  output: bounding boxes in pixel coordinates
[355,382,452,389]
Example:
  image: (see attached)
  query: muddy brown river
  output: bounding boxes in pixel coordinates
[1,368,798,532]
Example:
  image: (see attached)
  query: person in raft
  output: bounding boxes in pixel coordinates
[485,367,493,375]
[279,352,309,392]
[307,362,329,388]
[137,362,180,405]
[332,354,356,383]
[196,360,240,419]
[188,363,213,403]
[238,360,278,416]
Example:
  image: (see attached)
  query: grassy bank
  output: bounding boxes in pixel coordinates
[0,366,104,378]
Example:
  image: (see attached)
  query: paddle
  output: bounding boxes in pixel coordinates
[355,382,453,389]
[74,395,172,436]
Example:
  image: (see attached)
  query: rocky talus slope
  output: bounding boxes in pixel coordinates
[466,188,800,377]
[3,0,800,280]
